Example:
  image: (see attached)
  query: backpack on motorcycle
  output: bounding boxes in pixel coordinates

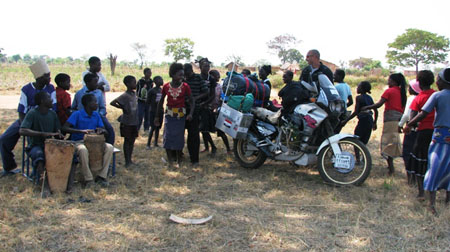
[227,93,254,113]
[222,72,255,96]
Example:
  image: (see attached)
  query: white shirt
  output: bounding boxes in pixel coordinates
[81,70,110,92]
[398,95,416,127]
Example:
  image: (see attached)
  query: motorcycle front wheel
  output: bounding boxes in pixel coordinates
[234,138,267,169]
[317,137,371,186]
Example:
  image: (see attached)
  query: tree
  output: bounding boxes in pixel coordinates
[164,38,194,62]
[386,28,449,75]
[349,57,382,70]
[267,34,299,64]
[23,54,32,63]
[131,42,147,69]
[226,54,244,66]
[11,54,21,63]
[285,48,304,64]
[108,53,117,76]
[0,48,6,63]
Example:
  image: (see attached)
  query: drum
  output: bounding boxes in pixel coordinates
[44,139,75,193]
[83,134,105,175]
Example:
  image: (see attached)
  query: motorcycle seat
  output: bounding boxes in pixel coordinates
[252,107,281,125]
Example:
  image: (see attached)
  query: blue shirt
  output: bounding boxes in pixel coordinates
[66,109,104,141]
[18,82,57,114]
[71,86,106,116]
[422,89,450,128]
[335,82,352,109]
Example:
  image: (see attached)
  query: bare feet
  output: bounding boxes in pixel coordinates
[427,206,437,216]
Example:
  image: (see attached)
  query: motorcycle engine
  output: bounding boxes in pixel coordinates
[280,120,303,151]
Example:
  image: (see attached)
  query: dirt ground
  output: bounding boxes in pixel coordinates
[0,98,449,251]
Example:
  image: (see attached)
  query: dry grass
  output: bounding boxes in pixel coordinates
[1,82,450,252]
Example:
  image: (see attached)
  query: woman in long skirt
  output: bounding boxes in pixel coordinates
[154,63,194,168]
[362,73,407,175]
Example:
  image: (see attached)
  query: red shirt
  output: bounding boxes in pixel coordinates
[410,89,435,130]
[162,82,191,108]
[56,87,71,125]
[381,86,404,113]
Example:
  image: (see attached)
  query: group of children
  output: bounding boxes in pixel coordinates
[1,57,448,211]
[340,68,450,214]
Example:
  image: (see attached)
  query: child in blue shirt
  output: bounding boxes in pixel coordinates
[72,73,115,145]
[63,94,113,187]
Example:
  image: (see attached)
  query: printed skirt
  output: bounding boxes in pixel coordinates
[163,114,186,150]
[424,127,450,191]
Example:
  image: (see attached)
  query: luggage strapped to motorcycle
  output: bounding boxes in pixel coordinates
[224,62,247,111]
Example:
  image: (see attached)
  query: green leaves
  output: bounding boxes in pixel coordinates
[267,34,300,64]
[164,38,195,62]
[386,28,449,73]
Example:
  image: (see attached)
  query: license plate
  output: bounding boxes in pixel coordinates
[335,154,351,169]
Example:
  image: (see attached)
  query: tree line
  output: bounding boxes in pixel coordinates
[1,28,448,76]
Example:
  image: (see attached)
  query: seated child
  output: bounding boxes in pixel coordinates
[55,73,72,125]
[146,76,163,149]
[72,72,115,145]
[63,94,113,187]
[19,92,62,195]
[110,76,138,167]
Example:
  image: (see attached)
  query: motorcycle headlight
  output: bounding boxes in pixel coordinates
[329,100,343,114]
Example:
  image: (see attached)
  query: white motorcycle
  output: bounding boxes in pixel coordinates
[231,74,372,186]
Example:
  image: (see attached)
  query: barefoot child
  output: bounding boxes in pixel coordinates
[342,81,378,146]
[404,68,450,214]
[110,76,138,167]
[137,68,153,131]
[398,80,421,185]
[407,70,435,199]
[154,63,194,167]
[362,73,407,175]
[146,76,163,149]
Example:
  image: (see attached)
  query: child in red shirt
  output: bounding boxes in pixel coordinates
[406,70,435,200]
[55,73,72,126]
[362,73,407,175]
[154,63,194,168]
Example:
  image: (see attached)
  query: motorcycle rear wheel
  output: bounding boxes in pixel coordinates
[317,137,371,186]
[234,138,267,169]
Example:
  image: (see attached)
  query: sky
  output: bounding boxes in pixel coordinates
[2,0,450,69]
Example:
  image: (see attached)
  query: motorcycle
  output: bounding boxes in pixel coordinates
[229,74,372,186]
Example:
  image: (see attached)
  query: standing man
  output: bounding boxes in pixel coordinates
[299,49,334,86]
[0,59,56,176]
